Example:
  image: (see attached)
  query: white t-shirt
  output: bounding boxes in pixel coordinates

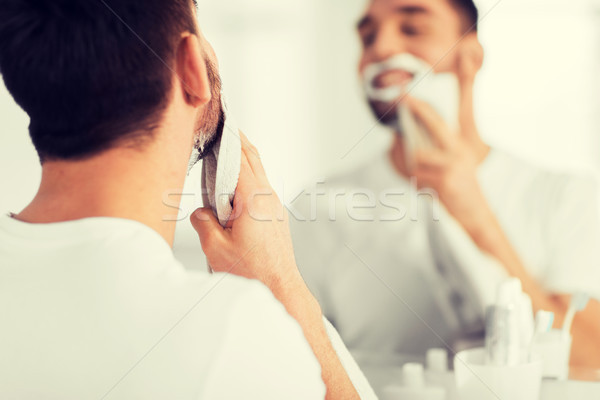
[290,148,600,357]
[0,216,325,399]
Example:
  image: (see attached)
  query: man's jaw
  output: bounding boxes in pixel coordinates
[368,100,400,128]
[189,107,225,170]
[367,69,415,128]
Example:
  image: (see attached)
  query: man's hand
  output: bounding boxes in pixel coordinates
[190,133,361,400]
[407,43,491,233]
[191,132,300,292]
[408,96,492,233]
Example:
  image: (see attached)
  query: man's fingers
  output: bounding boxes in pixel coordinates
[239,131,267,182]
[190,207,228,252]
[414,149,449,170]
[234,132,276,223]
[232,155,252,217]
[413,169,441,191]
[406,97,453,149]
[234,132,262,209]
[235,147,261,201]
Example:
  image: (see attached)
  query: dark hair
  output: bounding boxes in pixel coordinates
[0,0,198,162]
[450,0,479,32]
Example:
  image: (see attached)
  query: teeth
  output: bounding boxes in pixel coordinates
[363,53,431,102]
[376,71,413,88]
[375,86,403,102]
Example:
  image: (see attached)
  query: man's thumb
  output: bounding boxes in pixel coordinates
[190,207,226,249]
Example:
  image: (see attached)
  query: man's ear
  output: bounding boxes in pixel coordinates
[175,34,211,107]
[458,33,484,75]
[456,33,484,140]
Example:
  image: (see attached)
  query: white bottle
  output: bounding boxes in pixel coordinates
[425,349,459,400]
[381,363,446,400]
[485,279,523,366]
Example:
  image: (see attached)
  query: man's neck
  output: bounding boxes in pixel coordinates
[15,144,190,247]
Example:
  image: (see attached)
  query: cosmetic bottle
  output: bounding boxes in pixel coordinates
[381,363,446,400]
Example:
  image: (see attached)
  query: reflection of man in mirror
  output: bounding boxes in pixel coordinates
[291,0,600,370]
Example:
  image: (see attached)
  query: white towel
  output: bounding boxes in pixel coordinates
[201,99,242,228]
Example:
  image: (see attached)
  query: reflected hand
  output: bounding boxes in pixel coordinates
[407,95,492,232]
[407,41,491,231]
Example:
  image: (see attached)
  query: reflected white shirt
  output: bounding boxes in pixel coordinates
[291,148,600,357]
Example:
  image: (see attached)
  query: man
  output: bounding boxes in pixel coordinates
[291,0,600,369]
[0,0,375,398]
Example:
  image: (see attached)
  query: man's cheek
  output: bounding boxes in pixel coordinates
[426,47,460,74]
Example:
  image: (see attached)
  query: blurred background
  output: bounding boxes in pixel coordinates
[1,0,599,268]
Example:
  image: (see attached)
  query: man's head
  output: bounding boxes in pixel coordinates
[357,0,481,125]
[0,0,222,163]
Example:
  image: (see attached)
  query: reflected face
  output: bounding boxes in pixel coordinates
[357,0,464,123]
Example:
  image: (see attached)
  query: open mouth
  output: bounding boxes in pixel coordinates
[373,69,415,89]
[363,54,431,103]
